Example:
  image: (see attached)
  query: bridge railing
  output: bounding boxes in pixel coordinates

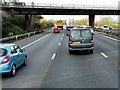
[0,27,52,42]
[2,2,118,10]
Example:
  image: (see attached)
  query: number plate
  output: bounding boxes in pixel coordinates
[73,42,80,44]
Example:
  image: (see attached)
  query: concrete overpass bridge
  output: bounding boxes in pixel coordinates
[1,3,119,31]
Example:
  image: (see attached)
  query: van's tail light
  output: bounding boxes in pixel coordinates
[2,55,10,64]
[91,40,94,44]
[69,40,72,44]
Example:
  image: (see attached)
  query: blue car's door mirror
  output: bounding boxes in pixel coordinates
[20,49,24,53]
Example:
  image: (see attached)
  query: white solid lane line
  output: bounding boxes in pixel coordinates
[51,53,56,60]
[21,33,51,49]
[99,34,119,42]
[95,32,119,42]
[101,52,108,58]
[58,43,61,46]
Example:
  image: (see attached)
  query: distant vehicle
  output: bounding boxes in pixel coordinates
[53,27,60,33]
[85,26,92,29]
[56,20,64,30]
[0,44,27,76]
[63,25,67,30]
[67,28,94,54]
[65,19,74,31]
[101,25,110,30]
[85,26,94,34]
[109,26,112,30]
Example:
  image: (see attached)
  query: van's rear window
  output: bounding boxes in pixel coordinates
[0,48,7,56]
[71,30,81,39]
[82,30,91,39]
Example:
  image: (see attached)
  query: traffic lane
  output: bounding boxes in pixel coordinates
[94,33,118,51]
[94,34,118,73]
[2,32,64,88]
[41,34,118,88]
[2,32,63,88]
[14,29,52,47]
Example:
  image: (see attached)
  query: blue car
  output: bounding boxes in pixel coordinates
[0,44,27,76]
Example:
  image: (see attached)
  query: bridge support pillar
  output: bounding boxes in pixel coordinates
[89,15,95,28]
[25,14,34,32]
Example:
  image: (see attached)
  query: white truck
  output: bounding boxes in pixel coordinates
[65,19,74,31]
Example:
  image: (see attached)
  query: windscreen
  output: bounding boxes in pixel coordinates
[81,30,92,39]
[103,26,109,28]
[54,28,59,30]
[0,48,7,56]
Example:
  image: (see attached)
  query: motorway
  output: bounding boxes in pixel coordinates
[2,29,118,88]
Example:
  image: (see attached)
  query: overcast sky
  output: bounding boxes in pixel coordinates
[18,0,119,21]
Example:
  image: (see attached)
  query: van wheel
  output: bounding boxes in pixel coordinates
[89,49,93,54]
[69,50,72,54]
[10,65,16,77]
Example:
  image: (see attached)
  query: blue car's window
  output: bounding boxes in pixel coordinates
[71,30,81,39]
[14,45,21,52]
[0,48,7,56]
[82,30,91,39]
[11,46,16,54]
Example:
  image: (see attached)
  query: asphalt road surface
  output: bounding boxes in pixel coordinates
[2,29,118,88]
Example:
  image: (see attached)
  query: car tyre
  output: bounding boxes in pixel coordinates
[69,50,72,54]
[10,65,16,77]
[23,57,27,66]
[89,49,93,54]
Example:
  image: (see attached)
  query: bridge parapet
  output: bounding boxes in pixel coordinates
[1,2,118,10]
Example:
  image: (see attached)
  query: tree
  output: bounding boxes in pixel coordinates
[74,20,81,25]
[47,19,55,27]
[35,18,55,31]
[96,17,114,26]
[74,18,88,26]
[82,18,88,25]
[2,13,26,37]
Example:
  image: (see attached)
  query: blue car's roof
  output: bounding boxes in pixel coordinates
[0,43,16,49]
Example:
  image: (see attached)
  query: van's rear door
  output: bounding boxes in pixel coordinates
[81,29,93,43]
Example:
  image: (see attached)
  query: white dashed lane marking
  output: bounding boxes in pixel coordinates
[61,38,63,40]
[58,43,61,46]
[45,70,48,72]
[101,52,108,58]
[51,53,56,60]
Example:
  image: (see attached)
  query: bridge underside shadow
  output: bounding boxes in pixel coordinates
[89,15,95,28]
[25,14,34,32]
